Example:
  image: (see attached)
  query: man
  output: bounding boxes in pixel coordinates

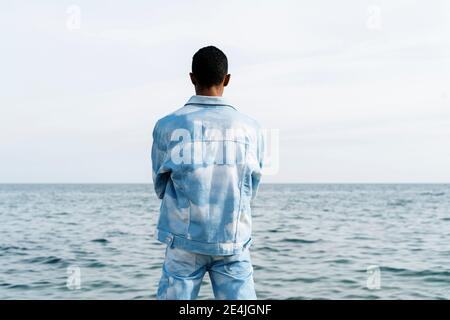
[151,46,264,300]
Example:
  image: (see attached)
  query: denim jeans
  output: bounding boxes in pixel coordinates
[157,245,256,300]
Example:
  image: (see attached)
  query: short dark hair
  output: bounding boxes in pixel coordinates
[192,46,228,87]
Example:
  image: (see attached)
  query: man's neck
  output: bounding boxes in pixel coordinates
[195,86,224,97]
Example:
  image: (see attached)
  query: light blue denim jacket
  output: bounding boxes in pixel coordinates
[151,95,264,255]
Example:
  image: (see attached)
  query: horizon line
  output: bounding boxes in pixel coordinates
[0,182,448,185]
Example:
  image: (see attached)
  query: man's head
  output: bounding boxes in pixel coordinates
[190,46,230,96]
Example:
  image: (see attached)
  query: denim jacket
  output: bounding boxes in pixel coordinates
[151,95,264,255]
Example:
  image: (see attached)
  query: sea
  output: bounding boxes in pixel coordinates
[0,183,449,299]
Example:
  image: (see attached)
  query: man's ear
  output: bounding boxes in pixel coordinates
[223,74,231,87]
[189,73,197,86]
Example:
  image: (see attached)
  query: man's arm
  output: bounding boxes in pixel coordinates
[151,121,170,199]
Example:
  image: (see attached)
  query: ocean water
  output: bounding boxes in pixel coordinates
[0,183,449,300]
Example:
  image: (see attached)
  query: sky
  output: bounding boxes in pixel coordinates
[0,0,449,183]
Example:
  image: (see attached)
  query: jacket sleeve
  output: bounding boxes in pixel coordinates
[251,126,265,200]
[151,121,170,199]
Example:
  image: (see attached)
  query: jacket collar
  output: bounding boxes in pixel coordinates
[184,95,236,110]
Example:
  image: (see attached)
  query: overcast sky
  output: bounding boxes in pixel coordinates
[1,0,449,183]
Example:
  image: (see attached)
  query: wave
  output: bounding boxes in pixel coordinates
[255,246,280,252]
[91,238,109,244]
[86,261,107,268]
[22,256,65,265]
[105,230,129,236]
[419,192,445,196]
[6,284,31,289]
[382,266,450,277]
[291,276,327,283]
[339,279,358,284]
[54,211,69,216]
[0,245,28,251]
[282,238,322,244]
[327,258,353,264]
[387,199,413,207]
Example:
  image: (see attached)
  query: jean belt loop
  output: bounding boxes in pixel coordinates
[167,234,174,248]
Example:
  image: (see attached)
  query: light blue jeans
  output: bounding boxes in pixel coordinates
[157,245,256,300]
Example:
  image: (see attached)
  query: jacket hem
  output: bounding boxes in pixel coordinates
[156,229,252,256]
